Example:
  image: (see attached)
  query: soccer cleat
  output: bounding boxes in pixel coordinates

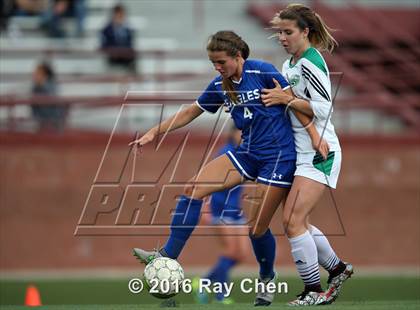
[325,262,354,303]
[159,298,178,307]
[132,248,162,265]
[192,277,210,304]
[287,290,328,306]
[254,273,277,306]
[216,297,235,305]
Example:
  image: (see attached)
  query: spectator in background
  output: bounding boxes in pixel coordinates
[13,0,48,16]
[1,0,48,34]
[100,4,136,72]
[31,62,68,132]
[41,0,86,37]
[0,0,16,31]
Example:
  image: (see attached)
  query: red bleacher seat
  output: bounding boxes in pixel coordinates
[247,2,420,131]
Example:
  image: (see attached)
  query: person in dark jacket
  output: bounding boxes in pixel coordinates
[31,62,67,132]
[100,4,136,72]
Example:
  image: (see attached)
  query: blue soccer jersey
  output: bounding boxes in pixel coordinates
[196,59,296,188]
[196,59,296,161]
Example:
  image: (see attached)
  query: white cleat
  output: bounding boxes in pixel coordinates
[132,248,162,265]
[254,273,277,306]
[325,262,354,303]
[287,290,328,306]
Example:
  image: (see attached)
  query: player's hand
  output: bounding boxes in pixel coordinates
[128,129,157,150]
[313,138,330,160]
[261,78,293,106]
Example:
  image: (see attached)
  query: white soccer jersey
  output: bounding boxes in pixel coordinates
[282,47,341,153]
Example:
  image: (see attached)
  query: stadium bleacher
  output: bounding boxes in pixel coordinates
[247,1,420,132]
[0,0,419,134]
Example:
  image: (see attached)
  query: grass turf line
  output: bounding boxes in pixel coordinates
[1,276,419,307]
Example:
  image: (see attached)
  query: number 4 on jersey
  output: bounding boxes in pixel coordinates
[243,107,253,119]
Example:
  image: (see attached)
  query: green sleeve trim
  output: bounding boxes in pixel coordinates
[302,47,327,75]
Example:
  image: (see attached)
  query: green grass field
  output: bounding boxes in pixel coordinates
[1,276,419,309]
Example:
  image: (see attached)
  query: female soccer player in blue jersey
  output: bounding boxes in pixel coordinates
[261,4,354,306]
[130,30,324,306]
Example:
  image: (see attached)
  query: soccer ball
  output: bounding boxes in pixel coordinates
[143,257,184,299]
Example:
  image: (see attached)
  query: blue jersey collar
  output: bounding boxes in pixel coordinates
[230,59,248,85]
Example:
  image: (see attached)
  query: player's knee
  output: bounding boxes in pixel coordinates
[235,241,248,261]
[225,249,245,262]
[235,246,247,262]
[283,214,305,237]
[183,184,207,200]
[183,184,194,197]
[233,252,246,263]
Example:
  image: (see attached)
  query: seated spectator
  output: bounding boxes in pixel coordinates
[100,4,136,72]
[31,62,68,132]
[0,0,16,31]
[41,0,86,37]
[13,0,48,16]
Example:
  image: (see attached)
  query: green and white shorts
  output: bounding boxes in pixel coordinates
[295,151,342,189]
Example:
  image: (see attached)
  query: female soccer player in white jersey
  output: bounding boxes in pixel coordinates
[261,4,354,306]
[129,30,324,306]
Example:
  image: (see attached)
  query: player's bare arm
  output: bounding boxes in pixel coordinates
[129,103,204,147]
[262,80,329,159]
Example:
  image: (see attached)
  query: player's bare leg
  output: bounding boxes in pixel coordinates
[213,224,249,304]
[218,225,248,263]
[250,183,289,306]
[134,154,243,263]
[249,184,288,237]
[192,206,249,305]
[184,153,244,200]
[284,176,352,305]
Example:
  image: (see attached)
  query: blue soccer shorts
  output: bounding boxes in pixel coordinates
[226,146,296,188]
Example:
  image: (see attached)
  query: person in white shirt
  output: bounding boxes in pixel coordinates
[261,4,353,306]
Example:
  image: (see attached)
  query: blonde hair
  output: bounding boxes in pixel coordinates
[271,4,338,53]
[207,31,250,103]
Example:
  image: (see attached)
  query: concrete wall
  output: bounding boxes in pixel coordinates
[0,132,419,271]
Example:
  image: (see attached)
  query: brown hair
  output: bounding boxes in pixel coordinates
[207,31,250,103]
[270,4,338,53]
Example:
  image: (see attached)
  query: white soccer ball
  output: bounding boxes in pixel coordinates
[143,257,184,299]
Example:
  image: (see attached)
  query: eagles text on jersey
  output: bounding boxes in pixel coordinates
[196,59,296,161]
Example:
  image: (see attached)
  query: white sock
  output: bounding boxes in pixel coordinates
[288,230,321,287]
[310,225,340,272]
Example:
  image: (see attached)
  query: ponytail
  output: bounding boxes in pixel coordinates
[312,11,338,53]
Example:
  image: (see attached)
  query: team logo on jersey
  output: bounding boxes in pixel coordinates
[288,74,300,87]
